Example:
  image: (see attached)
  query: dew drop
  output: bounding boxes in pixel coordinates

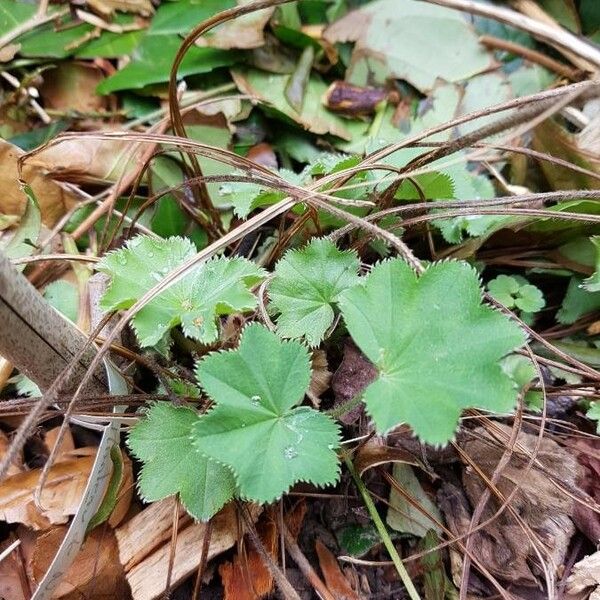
[151,271,162,281]
[181,299,193,311]
[251,395,261,406]
[241,423,246,428]
[147,251,155,259]
[117,254,128,266]
[283,446,298,460]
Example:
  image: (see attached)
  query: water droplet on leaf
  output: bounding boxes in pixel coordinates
[251,395,261,406]
[283,446,298,460]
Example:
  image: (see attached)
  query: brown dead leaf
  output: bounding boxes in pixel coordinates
[566,438,600,544]
[30,526,129,599]
[315,539,362,600]
[247,142,278,170]
[40,63,107,114]
[0,140,78,226]
[354,437,420,477]
[220,512,278,600]
[451,425,581,585]
[0,535,31,600]
[0,430,23,476]
[566,551,600,600]
[118,502,261,600]
[0,449,95,530]
[43,426,75,458]
[309,349,332,407]
[0,447,119,530]
[86,0,152,17]
[25,136,133,186]
[331,340,376,424]
[533,117,600,190]
[196,0,274,49]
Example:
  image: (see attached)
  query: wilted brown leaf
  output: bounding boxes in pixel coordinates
[0,140,78,226]
[444,425,581,586]
[0,446,128,531]
[196,0,274,49]
[24,136,133,186]
[220,512,278,600]
[0,430,23,476]
[533,117,600,190]
[566,551,600,600]
[40,63,108,114]
[315,539,362,600]
[30,526,129,599]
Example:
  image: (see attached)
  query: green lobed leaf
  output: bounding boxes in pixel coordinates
[270,239,361,346]
[339,260,526,445]
[557,276,600,325]
[97,235,265,347]
[128,402,235,521]
[487,275,545,313]
[193,324,341,503]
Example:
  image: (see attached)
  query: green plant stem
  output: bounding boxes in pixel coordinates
[343,453,422,600]
[325,393,363,419]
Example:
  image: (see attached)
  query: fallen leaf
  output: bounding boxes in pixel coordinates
[196,0,275,49]
[566,551,600,599]
[0,447,121,530]
[386,463,443,537]
[444,425,581,586]
[0,430,23,476]
[122,503,261,600]
[0,140,78,226]
[219,512,278,600]
[309,349,332,407]
[232,68,353,140]
[331,340,376,424]
[315,539,362,600]
[324,0,493,92]
[353,437,419,477]
[24,136,133,185]
[30,526,128,599]
[86,0,153,17]
[566,437,600,544]
[533,117,600,190]
[40,62,108,113]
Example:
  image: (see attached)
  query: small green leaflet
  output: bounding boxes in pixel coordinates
[339,259,526,445]
[193,324,341,503]
[128,402,235,521]
[487,275,545,313]
[270,239,361,346]
[587,402,600,434]
[97,235,265,347]
[584,236,600,292]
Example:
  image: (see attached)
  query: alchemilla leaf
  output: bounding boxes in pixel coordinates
[127,402,236,521]
[270,238,361,346]
[97,235,265,347]
[192,323,341,503]
[339,259,526,445]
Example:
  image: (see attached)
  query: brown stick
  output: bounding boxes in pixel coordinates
[479,34,583,80]
[282,523,335,600]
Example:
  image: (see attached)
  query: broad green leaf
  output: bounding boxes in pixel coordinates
[128,402,235,521]
[394,171,455,201]
[193,324,341,503]
[0,0,35,37]
[557,276,600,325]
[339,260,526,445]
[324,0,492,92]
[584,236,600,292]
[232,68,352,140]
[1,188,41,266]
[97,235,265,347]
[44,280,79,323]
[270,239,361,346]
[97,34,237,94]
